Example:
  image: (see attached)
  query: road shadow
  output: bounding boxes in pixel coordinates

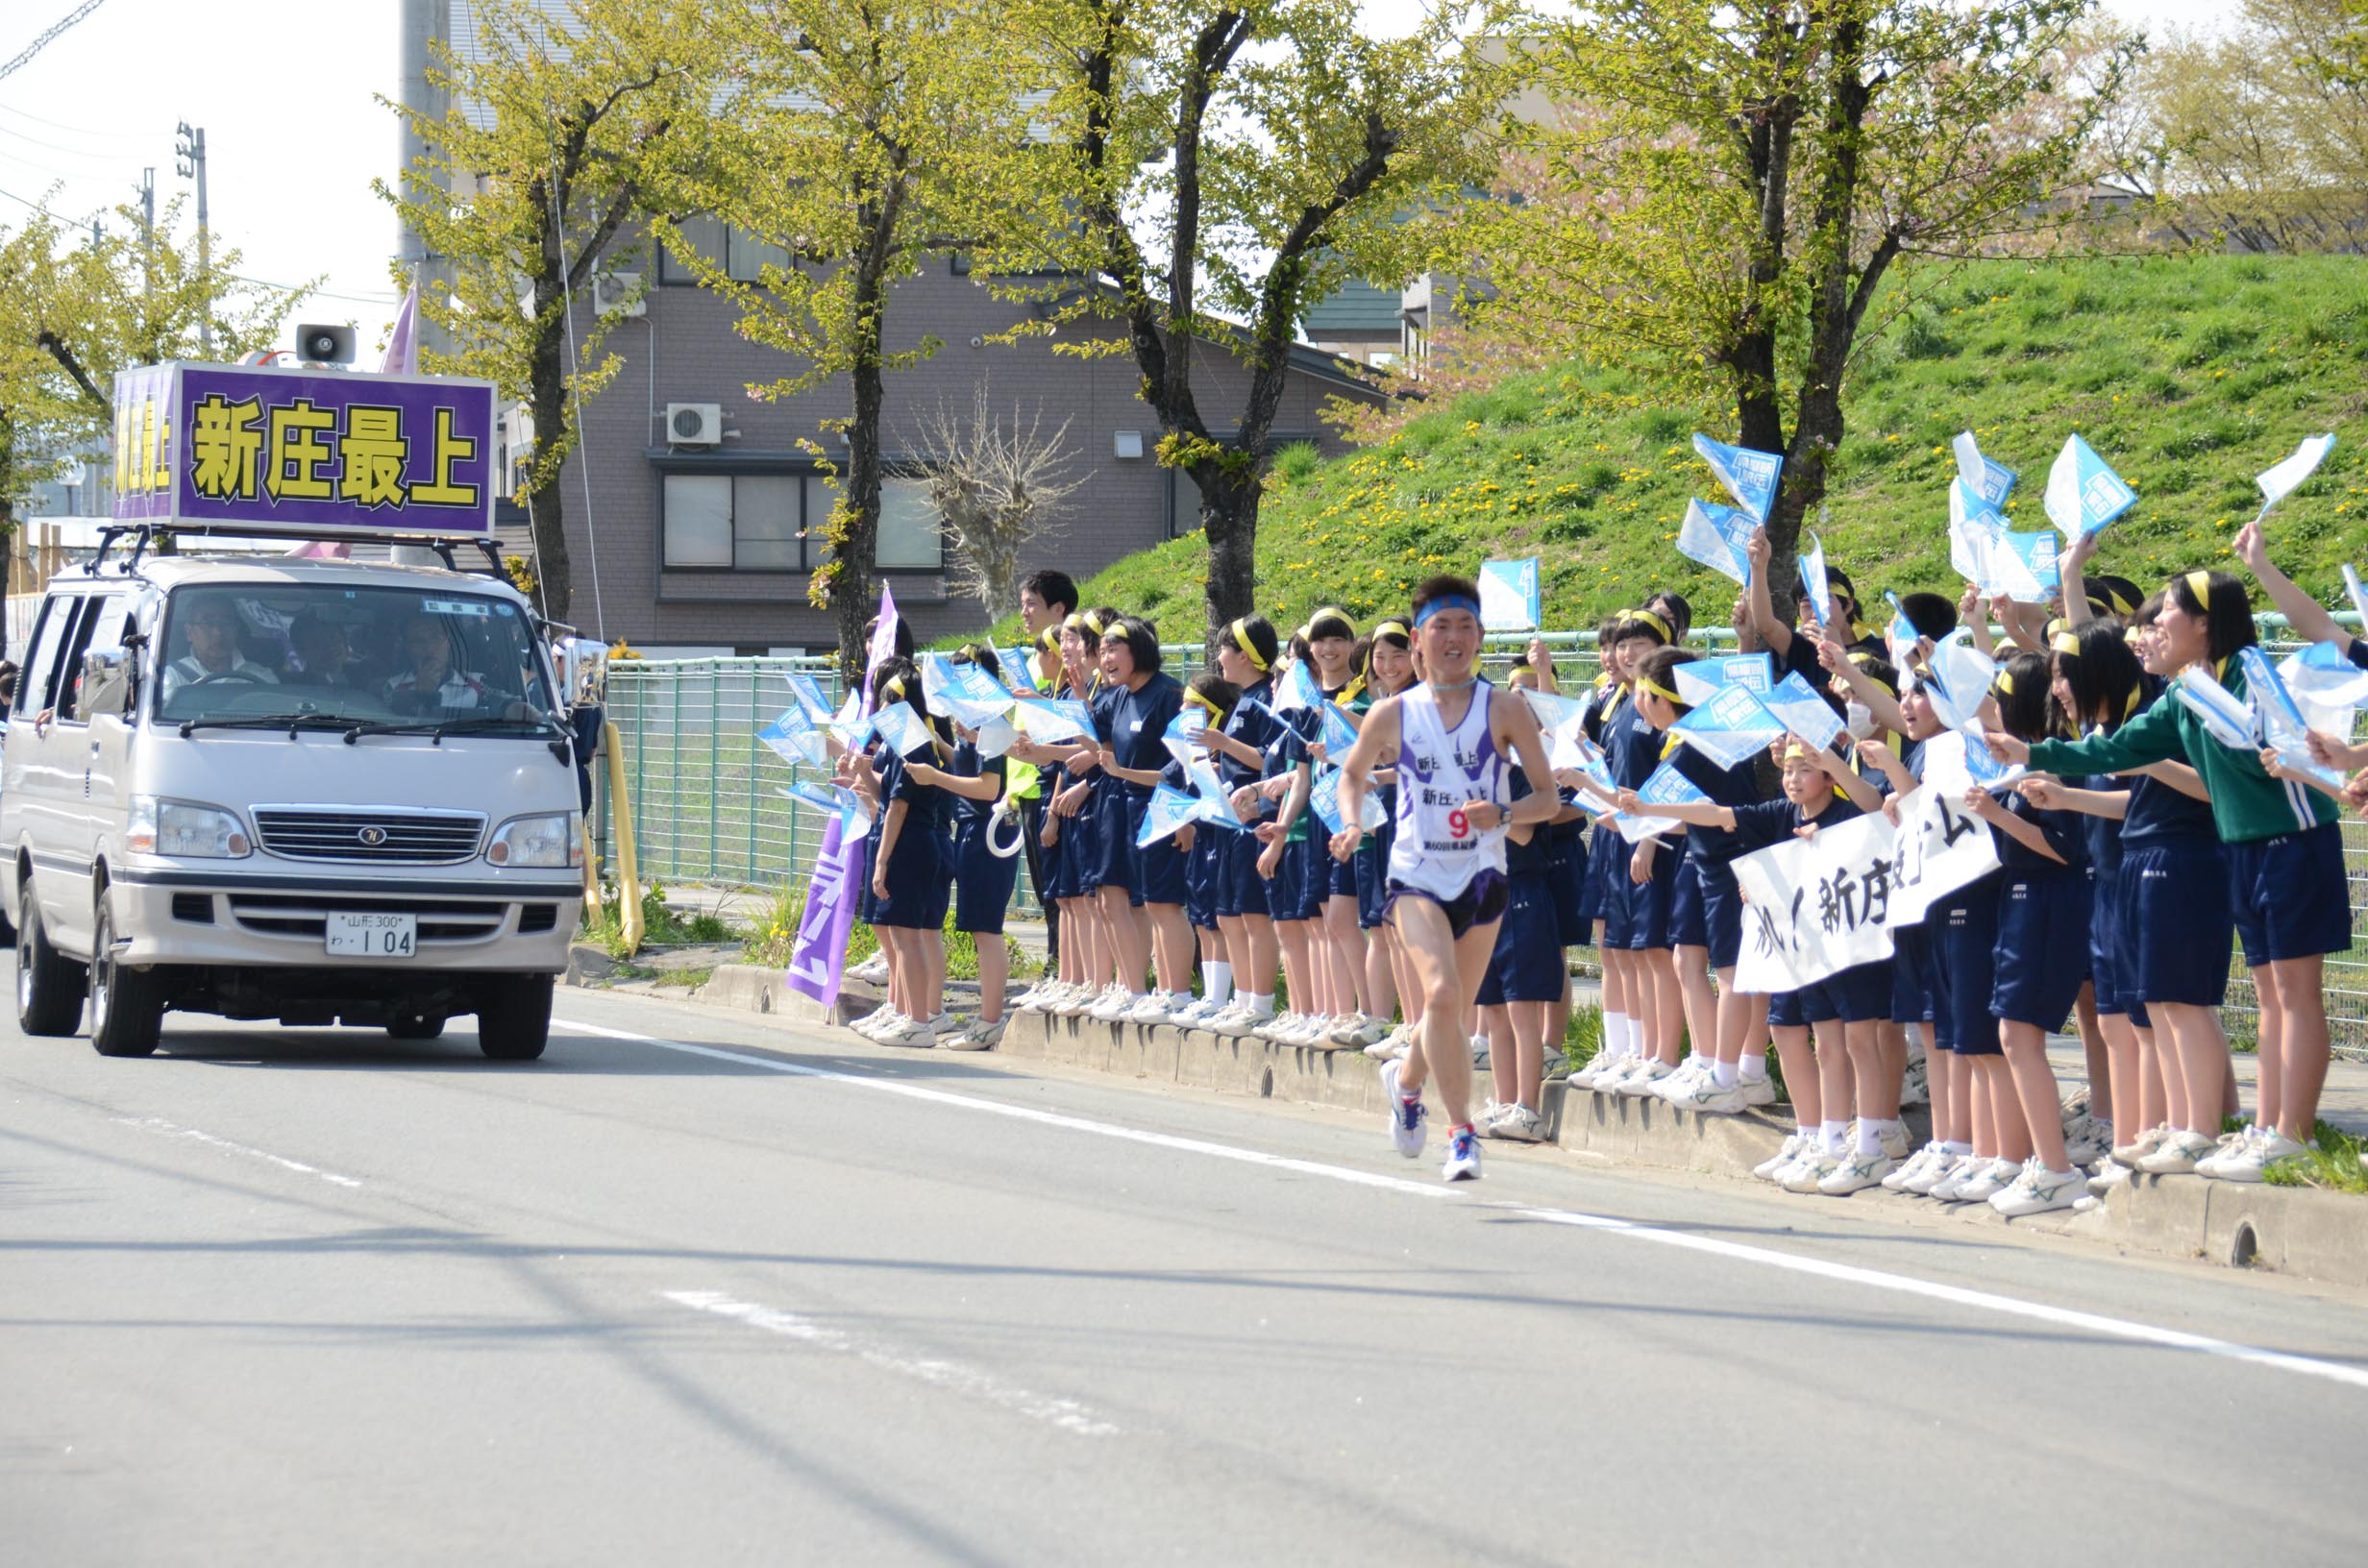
[148,1023,1009,1082]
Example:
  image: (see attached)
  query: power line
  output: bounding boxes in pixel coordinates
[0,117,147,163]
[0,1,111,86]
[0,99,152,143]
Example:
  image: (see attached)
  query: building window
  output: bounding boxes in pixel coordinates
[728,230,793,282]
[662,470,891,572]
[661,474,734,566]
[875,476,943,569]
[660,216,728,283]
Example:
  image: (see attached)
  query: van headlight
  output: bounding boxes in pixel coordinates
[128,796,252,859]
[487,811,581,869]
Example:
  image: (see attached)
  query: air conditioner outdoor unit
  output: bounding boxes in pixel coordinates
[668,403,723,446]
[594,270,645,318]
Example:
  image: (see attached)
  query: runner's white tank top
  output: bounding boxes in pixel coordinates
[1388,680,1509,900]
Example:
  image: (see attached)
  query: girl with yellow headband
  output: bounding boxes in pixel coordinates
[1163,673,1246,1030]
[1991,565,2347,1178]
[2012,620,2207,1193]
[902,647,1022,1050]
[1073,616,1196,1025]
[1190,616,1286,1036]
[1302,609,1383,1045]
[1347,621,1417,1057]
[1030,609,1119,1019]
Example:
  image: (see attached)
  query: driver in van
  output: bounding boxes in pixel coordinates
[384,614,535,722]
[160,601,281,701]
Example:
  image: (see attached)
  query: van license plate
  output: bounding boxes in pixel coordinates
[327,913,417,959]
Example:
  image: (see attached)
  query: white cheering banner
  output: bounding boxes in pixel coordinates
[1732,787,1999,993]
[2254,433,2336,521]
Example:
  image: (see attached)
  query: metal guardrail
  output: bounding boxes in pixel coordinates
[595,625,2367,1057]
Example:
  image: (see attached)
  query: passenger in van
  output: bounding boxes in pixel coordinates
[384,614,536,722]
[284,616,357,688]
[160,602,281,701]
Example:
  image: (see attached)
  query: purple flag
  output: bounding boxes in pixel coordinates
[381,282,420,376]
[783,583,901,1008]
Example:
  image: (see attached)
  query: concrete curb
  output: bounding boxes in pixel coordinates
[578,962,2368,1292]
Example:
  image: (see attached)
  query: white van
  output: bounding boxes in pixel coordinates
[1,552,585,1058]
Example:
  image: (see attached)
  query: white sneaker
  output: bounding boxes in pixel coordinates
[1615,1059,1673,1097]
[1899,1057,1930,1108]
[1781,1147,1843,1192]
[2137,1129,2217,1175]
[1948,1157,2019,1203]
[1362,1025,1406,1060]
[876,1016,937,1048]
[1908,1151,1967,1196]
[1469,1034,1491,1067]
[854,1008,906,1040]
[1663,1073,1747,1115]
[848,1003,895,1037]
[1334,1013,1390,1048]
[1736,1072,1778,1109]
[2064,1114,2113,1168]
[1990,1161,2085,1217]
[1052,983,1099,1017]
[1442,1123,1483,1182]
[1649,1060,1710,1102]
[1754,1132,1811,1182]
[1088,986,1139,1022]
[945,1017,1005,1051]
[2112,1123,2173,1167]
[2204,1129,2306,1183]
[1876,1122,1912,1162]
[1818,1149,1896,1195]
[926,1012,962,1038]
[1492,1104,1545,1143]
[1168,994,1216,1026]
[850,951,891,985]
[1884,1143,1944,1191]
[2085,1158,2134,1194]
[1123,991,1176,1025]
[1380,1059,1427,1159]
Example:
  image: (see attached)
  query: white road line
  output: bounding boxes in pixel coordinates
[559,1017,2368,1396]
[661,1289,1120,1437]
[112,1115,363,1188]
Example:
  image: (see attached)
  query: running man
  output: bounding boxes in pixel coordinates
[1332,575,1562,1181]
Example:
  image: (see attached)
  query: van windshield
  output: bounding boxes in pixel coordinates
[154,583,556,730]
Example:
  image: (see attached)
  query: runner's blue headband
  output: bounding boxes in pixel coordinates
[1415,595,1482,627]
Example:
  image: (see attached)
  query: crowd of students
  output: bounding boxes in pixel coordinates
[827,531,2366,1205]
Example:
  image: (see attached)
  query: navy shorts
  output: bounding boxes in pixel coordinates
[2124,838,2230,1007]
[1669,853,1709,948]
[1326,836,1358,900]
[2229,821,2354,968]
[1991,866,2092,1031]
[1476,873,1565,1006]
[1124,793,1189,908]
[951,821,1020,935]
[1084,779,1137,894]
[1620,838,1681,951]
[858,824,884,926]
[1930,872,2002,1055]
[874,829,950,930]
[1387,870,1510,942]
[1694,860,1743,970]
[1185,829,1221,929]
[1292,831,1332,920]
[1547,823,1591,943]
[1263,833,1309,923]
[1768,958,1891,1027]
[2087,861,2131,1018]
[1889,921,1936,1026]
[1586,825,1623,936]
[1216,824,1265,919]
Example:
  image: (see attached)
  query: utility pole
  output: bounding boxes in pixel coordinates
[175,122,210,355]
[136,165,155,333]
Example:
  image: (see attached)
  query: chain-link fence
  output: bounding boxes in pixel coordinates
[595,626,2367,1057]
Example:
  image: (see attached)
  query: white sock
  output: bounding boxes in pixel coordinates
[1857,1121,1884,1158]
[1820,1119,1849,1155]
[1944,1139,1972,1156]
[1246,993,1274,1017]
[1878,1117,1904,1141]
[1713,1059,1739,1090]
[1739,1050,1767,1082]
[1602,1012,1628,1057]
[1203,962,1233,1005]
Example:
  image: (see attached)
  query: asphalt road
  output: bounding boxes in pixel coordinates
[6,987,2367,1566]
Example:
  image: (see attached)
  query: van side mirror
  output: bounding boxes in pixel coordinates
[82,647,134,720]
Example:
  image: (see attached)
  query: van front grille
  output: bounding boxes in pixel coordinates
[252,808,485,865]
[226,894,508,943]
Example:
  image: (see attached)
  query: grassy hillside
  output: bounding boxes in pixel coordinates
[1057,253,2368,640]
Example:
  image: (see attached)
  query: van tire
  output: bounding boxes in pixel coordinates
[16,886,86,1038]
[387,1015,445,1041]
[87,904,164,1058]
[0,899,17,948]
[477,975,552,1061]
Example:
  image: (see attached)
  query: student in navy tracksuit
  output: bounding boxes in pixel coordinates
[1623,647,1769,1115]
[1621,741,1887,1191]
[1958,651,2090,1214]
[1473,769,1561,1142]
[1346,622,1418,1048]
[903,646,1023,1051]
[1088,616,1187,1017]
[1160,672,1245,1028]
[1040,613,1111,1008]
[1303,608,1375,1034]
[1254,654,1326,1041]
[1601,608,1681,1090]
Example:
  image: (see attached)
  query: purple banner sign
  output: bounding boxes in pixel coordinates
[111,360,497,537]
[783,585,901,1009]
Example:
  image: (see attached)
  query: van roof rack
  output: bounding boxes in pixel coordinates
[84,524,506,579]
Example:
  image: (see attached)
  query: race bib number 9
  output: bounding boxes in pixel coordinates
[1446,808,1470,839]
